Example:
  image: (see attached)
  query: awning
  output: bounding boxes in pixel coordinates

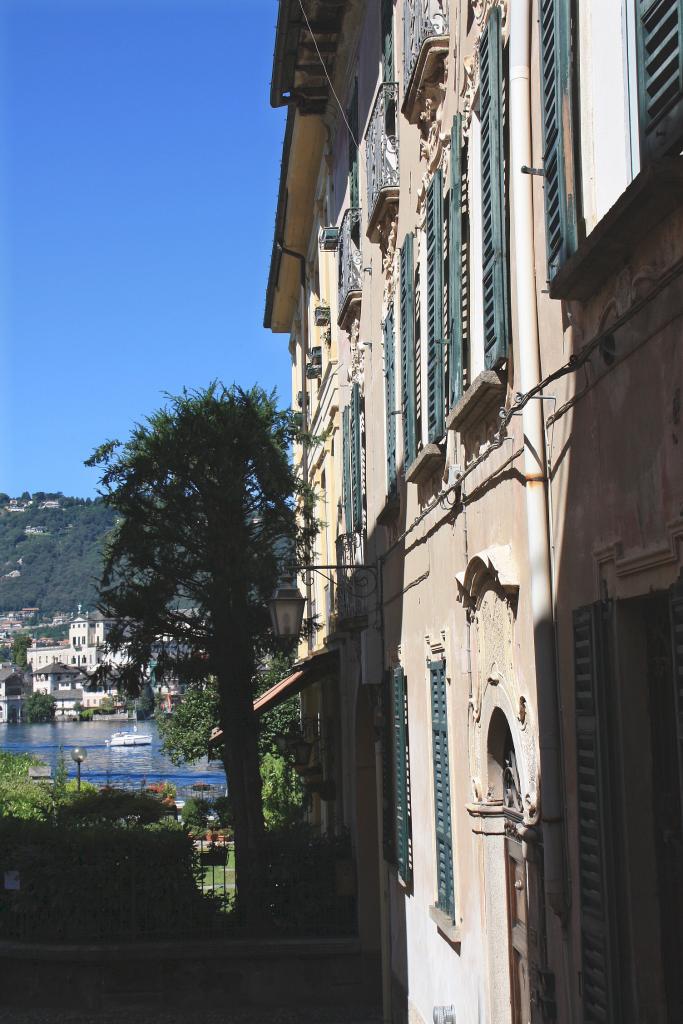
[255,648,338,715]
[208,648,339,754]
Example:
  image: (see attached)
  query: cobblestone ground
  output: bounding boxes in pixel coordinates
[0,1009,380,1024]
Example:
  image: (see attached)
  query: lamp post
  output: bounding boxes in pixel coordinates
[71,746,87,791]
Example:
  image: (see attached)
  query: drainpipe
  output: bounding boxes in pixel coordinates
[509,0,566,919]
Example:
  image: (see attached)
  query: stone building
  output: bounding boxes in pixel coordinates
[264,1,683,1021]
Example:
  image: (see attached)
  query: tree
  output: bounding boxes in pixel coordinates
[87,384,314,921]
[156,680,219,764]
[24,692,56,723]
[12,634,31,668]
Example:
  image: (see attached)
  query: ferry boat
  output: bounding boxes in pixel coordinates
[106,728,152,748]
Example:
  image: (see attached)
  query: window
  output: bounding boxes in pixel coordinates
[400,234,418,466]
[447,114,468,406]
[342,387,364,535]
[479,5,509,369]
[429,658,455,919]
[383,304,398,498]
[426,170,446,441]
[394,665,412,883]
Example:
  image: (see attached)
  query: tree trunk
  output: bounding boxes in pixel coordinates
[217,670,265,927]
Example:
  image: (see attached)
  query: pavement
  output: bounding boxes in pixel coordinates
[0,1010,381,1024]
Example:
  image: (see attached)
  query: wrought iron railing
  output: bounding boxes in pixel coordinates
[365,82,399,224]
[403,0,449,93]
[334,533,375,624]
[337,208,362,318]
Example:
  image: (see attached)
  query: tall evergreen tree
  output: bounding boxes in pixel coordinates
[87,384,313,921]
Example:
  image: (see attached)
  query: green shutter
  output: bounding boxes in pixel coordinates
[350,381,363,532]
[383,305,398,497]
[342,406,352,534]
[348,78,360,208]
[381,0,394,82]
[393,665,412,883]
[480,5,509,369]
[426,170,445,442]
[448,115,464,408]
[429,659,454,919]
[382,670,396,863]
[573,605,620,1022]
[400,234,417,467]
[539,0,578,280]
[670,580,683,820]
[636,0,683,160]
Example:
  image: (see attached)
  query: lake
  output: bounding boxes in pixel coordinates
[0,719,226,796]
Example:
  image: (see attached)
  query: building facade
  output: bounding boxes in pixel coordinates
[265,2,683,1021]
[28,610,115,671]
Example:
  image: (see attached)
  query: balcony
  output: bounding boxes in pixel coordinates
[337,208,363,329]
[402,0,449,123]
[365,82,399,242]
[332,532,372,629]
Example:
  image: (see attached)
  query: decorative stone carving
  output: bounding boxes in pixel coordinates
[416,64,450,213]
[472,585,515,723]
[460,52,480,137]
[347,316,364,392]
[471,0,509,33]
[381,217,398,309]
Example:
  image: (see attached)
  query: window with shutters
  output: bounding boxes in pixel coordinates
[382,670,397,864]
[429,659,455,920]
[381,0,394,83]
[393,665,412,884]
[539,0,578,281]
[636,0,683,160]
[348,78,360,210]
[572,604,621,1021]
[342,405,353,535]
[350,381,364,533]
[426,171,446,442]
[400,234,418,467]
[383,304,398,498]
[446,114,468,409]
[479,5,509,370]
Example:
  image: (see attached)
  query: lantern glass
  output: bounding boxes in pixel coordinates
[71,746,87,764]
[268,584,306,638]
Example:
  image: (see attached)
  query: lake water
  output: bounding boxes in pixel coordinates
[0,719,226,795]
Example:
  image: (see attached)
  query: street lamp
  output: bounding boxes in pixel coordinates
[71,746,87,791]
[268,583,306,639]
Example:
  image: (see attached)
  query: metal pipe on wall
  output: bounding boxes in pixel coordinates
[509,0,567,918]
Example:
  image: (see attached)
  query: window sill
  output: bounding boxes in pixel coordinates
[429,905,461,946]
[446,370,506,436]
[549,158,683,301]
[405,443,444,486]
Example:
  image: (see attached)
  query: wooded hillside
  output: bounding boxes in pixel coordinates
[0,495,117,616]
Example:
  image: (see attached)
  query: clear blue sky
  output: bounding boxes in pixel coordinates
[0,0,289,497]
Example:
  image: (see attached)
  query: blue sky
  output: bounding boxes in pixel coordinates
[0,0,289,497]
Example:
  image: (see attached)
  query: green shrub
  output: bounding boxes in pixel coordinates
[181,797,211,833]
[57,788,173,828]
[260,751,303,830]
[212,795,233,829]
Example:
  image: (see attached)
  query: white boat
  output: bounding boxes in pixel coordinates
[106,728,152,747]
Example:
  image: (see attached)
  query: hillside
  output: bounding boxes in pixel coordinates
[0,494,117,616]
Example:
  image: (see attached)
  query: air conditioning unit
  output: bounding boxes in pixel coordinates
[318,226,339,251]
[314,305,331,326]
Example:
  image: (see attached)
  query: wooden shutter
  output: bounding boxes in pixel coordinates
[383,305,398,498]
[382,669,396,863]
[350,381,363,532]
[636,0,683,160]
[539,0,578,280]
[400,234,417,467]
[426,170,445,442]
[342,405,353,534]
[393,665,412,883]
[448,114,464,408]
[480,5,509,369]
[573,605,619,1022]
[670,580,683,822]
[381,0,394,82]
[430,659,454,919]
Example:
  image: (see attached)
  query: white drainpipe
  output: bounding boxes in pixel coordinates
[509,0,566,917]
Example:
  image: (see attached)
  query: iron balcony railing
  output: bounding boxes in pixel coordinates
[334,532,374,624]
[365,82,399,225]
[403,0,449,94]
[337,208,362,320]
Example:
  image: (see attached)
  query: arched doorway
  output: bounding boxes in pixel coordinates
[487,708,531,1023]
